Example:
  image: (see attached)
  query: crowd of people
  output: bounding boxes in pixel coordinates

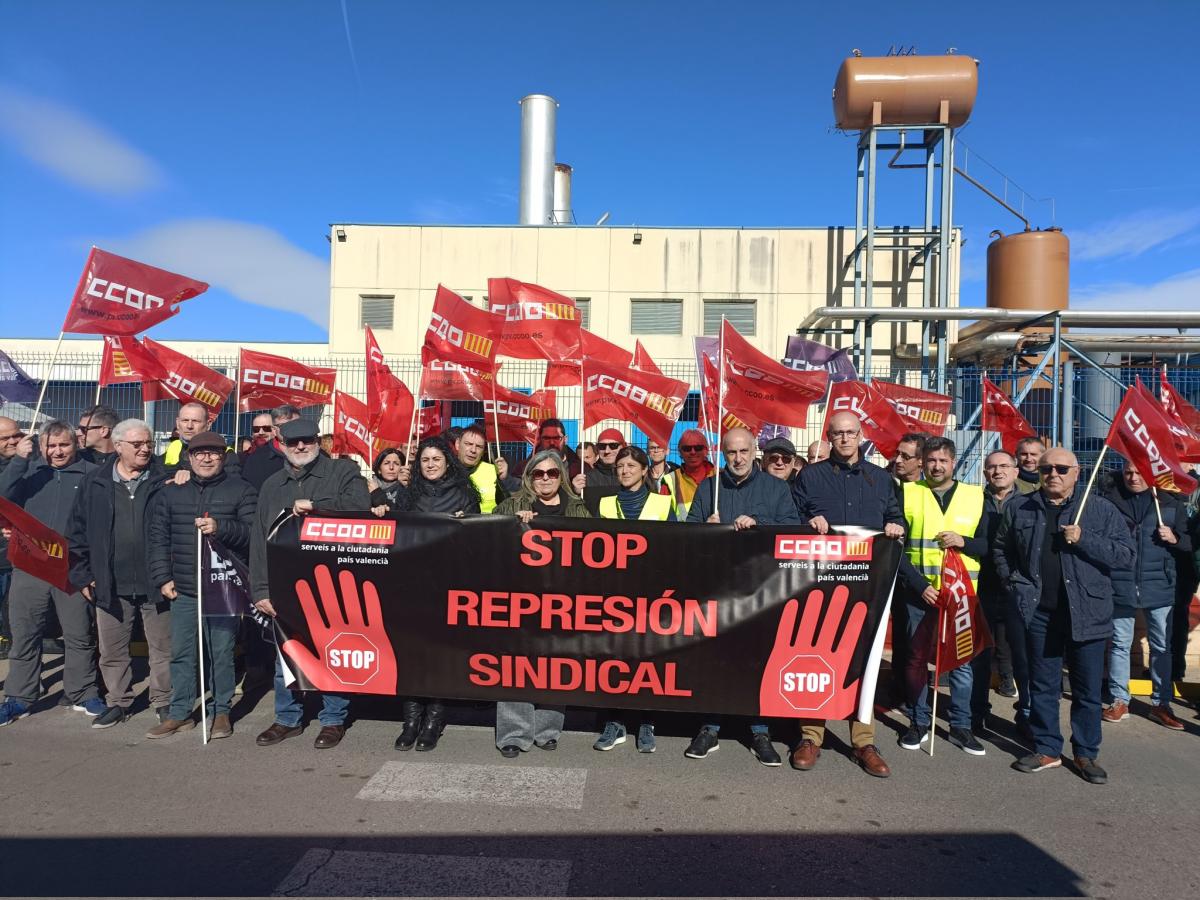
[0,401,1195,786]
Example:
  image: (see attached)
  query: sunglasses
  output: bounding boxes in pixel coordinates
[894,450,918,461]
[765,452,794,465]
[596,442,622,450]
[530,468,562,481]
[284,437,317,448]
[252,426,274,433]
[76,424,103,433]
[679,444,707,452]
[1039,463,1076,475]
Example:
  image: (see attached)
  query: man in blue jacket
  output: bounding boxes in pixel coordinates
[686,427,797,766]
[993,447,1135,784]
[1101,465,1191,730]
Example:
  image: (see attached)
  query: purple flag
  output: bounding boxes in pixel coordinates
[783,336,857,383]
[0,350,40,404]
[201,535,254,617]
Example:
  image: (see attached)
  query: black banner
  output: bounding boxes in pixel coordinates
[267,513,901,720]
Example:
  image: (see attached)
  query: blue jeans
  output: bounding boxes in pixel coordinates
[273,655,349,727]
[1007,605,1032,723]
[905,601,973,730]
[167,595,238,720]
[1106,605,1174,707]
[1027,607,1106,760]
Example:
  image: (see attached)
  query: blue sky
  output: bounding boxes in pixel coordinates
[2,1,1197,345]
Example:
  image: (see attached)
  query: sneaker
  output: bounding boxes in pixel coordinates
[996,676,1018,698]
[899,725,928,750]
[1013,752,1062,773]
[1147,706,1185,731]
[72,698,107,717]
[750,733,782,767]
[91,705,130,729]
[592,721,626,751]
[0,698,31,727]
[499,745,521,759]
[1101,701,1129,723]
[948,726,986,756]
[684,727,720,759]
[636,723,656,753]
[1073,756,1108,784]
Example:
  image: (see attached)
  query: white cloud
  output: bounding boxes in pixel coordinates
[1073,267,1200,312]
[108,219,329,328]
[1071,208,1200,262]
[0,84,165,195]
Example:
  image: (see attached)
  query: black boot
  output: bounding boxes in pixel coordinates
[394,701,423,751]
[415,701,445,751]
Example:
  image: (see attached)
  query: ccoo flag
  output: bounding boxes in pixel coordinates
[822,380,909,459]
[1107,378,1198,494]
[721,321,827,430]
[418,358,501,403]
[365,327,415,444]
[583,356,688,449]
[873,380,953,436]
[62,248,208,336]
[99,336,168,387]
[485,387,557,446]
[545,329,633,388]
[981,376,1038,454]
[141,338,234,421]
[1,496,73,593]
[239,349,335,412]
[1160,368,1200,436]
[487,278,582,361]
[421,285,500,373]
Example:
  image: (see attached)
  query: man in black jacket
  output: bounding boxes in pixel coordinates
[241,404,301,491]
[0,421,100,726]
[77,405,119,466]
[251,418,370,750]
[0,415,23,661]
[993,448,1135,784]
[145,431,257,741]
[69,419,171,729]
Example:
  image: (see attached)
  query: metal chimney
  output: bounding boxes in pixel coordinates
[518,94,557,225]
[552,163,573,224]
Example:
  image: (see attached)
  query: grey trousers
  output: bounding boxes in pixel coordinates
[97,595,173,709]
[4,570,98,706]
[495,701,565,750]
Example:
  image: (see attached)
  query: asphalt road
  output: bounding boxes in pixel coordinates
[1,653,1198,898]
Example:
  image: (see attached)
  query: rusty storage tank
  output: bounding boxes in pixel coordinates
[833,54,979,129]
[986,228,1070,310]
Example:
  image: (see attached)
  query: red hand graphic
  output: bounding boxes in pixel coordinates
[281,564,398,693]
[759,585,867,720]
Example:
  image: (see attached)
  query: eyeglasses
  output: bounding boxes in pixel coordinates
[984,463,1015,471]
[596,442,622,450]
[894,450,918,461]
[252,426,274,433]
[828,430,861,439]
[189,449,222,459]
[1038,463,1076,475]
[529,468,561,481]
[765,453,794,465]
[118,440,153,450]
[540,433,564,442]
[679,444,707,452]
[76,424,103,433]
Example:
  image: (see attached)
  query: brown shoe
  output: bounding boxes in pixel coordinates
[790,739,821,771]
[852,744,891,778]
[1147,706,1185,731]
[256,722,303,746]
[1101,701,1129,723]
[314,725,346,749]
[209,714,233,740]
[145,718,196,740]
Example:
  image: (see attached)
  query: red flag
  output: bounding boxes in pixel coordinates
[698,349,760,435]
[366,327,415,443]
[720,320,827,430]
[981,376,1037,454]
[0,496,73,592]
[99,336,168,387]
[1134,378,1200,464]
[418,402,447,441]
[62,248,208,336]
[872,380,953,436]
[823,381,909,459]
[1106,380,1198,494]
[331,391,374,462]
[908,549,992,697]
[632,340,663,375]
[418,358,501,402]
[238,348,335,412]
[1160,368,1200,434]
[583,357,688,448]
[141,338,234,421]
[487,278,582,361]
[485,387,558,446]
[421,285,500,372]
[545,329,633,388]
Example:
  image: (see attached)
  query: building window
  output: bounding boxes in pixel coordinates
[360,295,395,330]
[575,298,591,330]
[631,299,683,335]
[703,300,756,336]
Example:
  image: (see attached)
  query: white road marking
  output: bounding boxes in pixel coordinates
[356,761,588,809]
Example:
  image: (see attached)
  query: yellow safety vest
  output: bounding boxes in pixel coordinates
[903,480,984,589]
[163,439,233,467]
[660,467,712,521]
[469,461,499,514]
[599,492,675,521]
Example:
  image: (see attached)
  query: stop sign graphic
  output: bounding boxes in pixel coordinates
[778,654,836,713]
[323,632,381,687]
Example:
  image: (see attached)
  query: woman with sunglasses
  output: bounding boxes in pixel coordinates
[594,445,674,753]
[392,437,480,753]
[490,450,590,758]
[369,447,407,517]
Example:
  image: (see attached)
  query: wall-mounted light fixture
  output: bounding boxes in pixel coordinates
[632,229,642,245]
[336,227,347,242]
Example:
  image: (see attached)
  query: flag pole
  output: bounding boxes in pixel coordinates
[489,378,503,464]
[31,331,66,427]
[405,395,422,464]
[714,318,727,521]
[196,526,209,746]
[1152,486,1165,529]
[1072,444,1108,527]
[928,602,944,757]
[578,360,588,483]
